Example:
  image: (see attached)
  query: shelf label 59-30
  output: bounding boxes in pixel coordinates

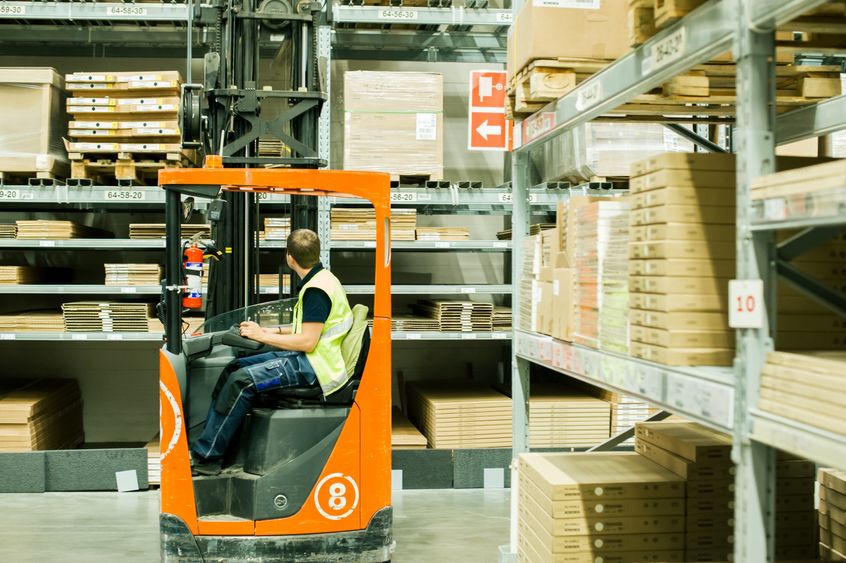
[0,4,25,15]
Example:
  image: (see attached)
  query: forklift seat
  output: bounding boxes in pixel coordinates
[256,305,371,409]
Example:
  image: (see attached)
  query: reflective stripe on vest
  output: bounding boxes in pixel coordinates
[292,269,353,396]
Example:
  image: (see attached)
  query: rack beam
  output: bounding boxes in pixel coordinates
[332,6,513,26]
[0,2,191,21]
[776,94,846,145]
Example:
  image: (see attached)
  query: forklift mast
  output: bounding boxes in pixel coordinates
[181,0,327,317]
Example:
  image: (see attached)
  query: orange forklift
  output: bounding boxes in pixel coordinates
[157,161,393,561]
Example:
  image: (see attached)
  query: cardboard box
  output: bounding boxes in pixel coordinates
[634,440,733,482]
[508,1,628,80]
[630,325,734,349]
[551,268,574,342]
[629,240,736,260]
[342,71,443,179]
[0,68,68,175]
[630,342,734,366]
[630,292,727,313]
[630,205,736,226]
[629,169,736,193]
[631,186,737,209]
[630,309,728,331]
[629,259,735,279]
[629,276,728,298]
[630,153,737,177]
[635,422,732,464]
[629,223,735,243]
[538,281,554,336]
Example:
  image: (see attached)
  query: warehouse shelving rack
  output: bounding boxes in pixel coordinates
[505,0,846,561]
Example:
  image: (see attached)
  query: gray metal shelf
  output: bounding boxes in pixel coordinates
[0,331,162,341]
[332,5,512,26]
[347,284,511,295]
[0,239,166,249]
[751,410,846,471]
[775,94,846,145]
[750,185,846,231]
[514,331,735,434]
[332,240,511,251]
[393,331,511,341]
[0,185,167,205]
[0,2,191,21]
[0,284,161,294]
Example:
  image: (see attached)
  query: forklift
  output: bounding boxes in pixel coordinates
[156,0,394,560]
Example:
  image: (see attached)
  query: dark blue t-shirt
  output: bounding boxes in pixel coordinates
[299,263,331,324]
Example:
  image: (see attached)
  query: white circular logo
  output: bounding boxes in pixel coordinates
[313,472,359,521]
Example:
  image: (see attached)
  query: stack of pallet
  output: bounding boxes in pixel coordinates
[146,435,161,487]
[635,420,817,560]
[0,224,16,238]
[412,300,494,332]
[128,223,211,239]
[760,351,846,438]
[16,220,112,240]
[528,386,610,449]
[62,302,153,332]
[820,468,846,561]
[628,153,735,367]
[391,407,427,450]
[406,383,511,449]
[64,71,189,184]
[517,452,685,562]
[330,208,416,241]
[414,227,470,241]
[263,217,291,241]
[104,264,162,286]
[0,379,84,452]
[574,199,630,350]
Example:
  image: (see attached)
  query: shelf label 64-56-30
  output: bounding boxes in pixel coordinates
[378,9,418,20]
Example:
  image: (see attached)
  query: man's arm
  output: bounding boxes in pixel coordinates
[262,325,292,335]
[240,321,322,353]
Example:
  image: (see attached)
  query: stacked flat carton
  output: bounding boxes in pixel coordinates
[263,217,290,241]
[406,383,511,449]
[412,300,494,332]
[62,302,153,332]
[0,379,84,452]
[342,71,443,180]
[574,199,630,351]
[415,227,470,241]
[330,208,416,241]
[820,469,846,561]
[628,153,736,367]
[0,312,64,332]
[517,452,686,563]
[16,220,112,240]
[146,435,160,486]
[391,407,427,450]
[519,234,541,333]
[104,264,162,286]
[760,351,846,437]
[635,420,818,561]
[528,386,610,449]
[0,224,15,238]
[129,223,210,239]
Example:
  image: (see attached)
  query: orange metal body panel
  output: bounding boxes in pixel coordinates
[158,166,392,538]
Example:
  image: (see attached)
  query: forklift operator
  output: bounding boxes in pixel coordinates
[191,228,354,475]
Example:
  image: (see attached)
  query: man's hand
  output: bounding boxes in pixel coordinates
[239,321,264,341]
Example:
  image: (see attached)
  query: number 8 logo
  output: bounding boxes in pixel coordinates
[314,473,359,521]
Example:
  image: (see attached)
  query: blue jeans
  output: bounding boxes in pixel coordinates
[191,350,318,461]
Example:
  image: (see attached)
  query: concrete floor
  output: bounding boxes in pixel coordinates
[0,489,510,562]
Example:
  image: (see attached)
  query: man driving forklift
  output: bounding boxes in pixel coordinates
[191,228,358,476]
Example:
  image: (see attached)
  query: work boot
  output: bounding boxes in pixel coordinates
[190,452,223,477]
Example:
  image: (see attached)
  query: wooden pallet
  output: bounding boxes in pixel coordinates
[69,151,194,186]
[507,57,615,116]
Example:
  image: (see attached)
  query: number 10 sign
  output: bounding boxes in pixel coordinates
[729,279,764,329]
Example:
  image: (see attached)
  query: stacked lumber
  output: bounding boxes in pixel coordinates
[15,220,112,240]
[760,351,846,436]
[256,273,291,293]
[406,383,511,448]
[635,420,818,561]
[330,208,416,241]
[412,299,494,332]
[574,199,630,350]
[0,266,47,285]
[387,315,440,332]
[493,307,512,331]
[0,312,64,332]
[391,407,427,450]
[0,224,16,239]
[820,469,846,561]
[263,217,291,241]
[414,227,470,241]
[62,302,153,332]
[104,264,162,286]
[529,386,611,449]
[627,153,735,366]
[65,71,192,184]
[517,452,685,562]
[146,435,161,486]
[0,379,84,451]
[128,223,211,239]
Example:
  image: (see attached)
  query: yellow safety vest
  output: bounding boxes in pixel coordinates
[292,269,354,396]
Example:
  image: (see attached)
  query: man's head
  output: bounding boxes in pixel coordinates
[286,228,321,271]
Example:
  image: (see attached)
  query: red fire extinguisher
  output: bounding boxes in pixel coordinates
[183,243,204,310]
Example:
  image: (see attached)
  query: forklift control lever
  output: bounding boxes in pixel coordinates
[221,326,264,350]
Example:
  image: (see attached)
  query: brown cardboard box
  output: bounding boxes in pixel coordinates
[538,281,554,336]
[508,1,628,80]
[631,186,736,208]
[630,309,728,331]
[342,71,443,179]
[630,325,734,349]
[634,440,733,482]
[629,169,736,193]
[635,422,732,464]
[629,259,735,279]
[630,342,734,366]
[630,153,737,177]
[629,292,727,313]
[552,268,574,342]
[630,205,736,226]
[0,68,68,176]
[628,240,736,260]
[629,223,735,242]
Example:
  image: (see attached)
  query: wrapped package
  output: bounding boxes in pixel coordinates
[0,68,69,178]
[343,71,443,180]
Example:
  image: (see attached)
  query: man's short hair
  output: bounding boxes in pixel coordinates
[287,229,321,269]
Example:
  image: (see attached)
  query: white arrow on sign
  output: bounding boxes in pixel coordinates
[476,120,502,140]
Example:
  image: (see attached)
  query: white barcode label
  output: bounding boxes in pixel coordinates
[107,334,124,340]
[462,333,478,340]
[121,287,137,294]
[406,333,422,340]
[39,240,56,247]
[493,241,508,248]
[764,198,787,221]
[461,287,476,294]
[532,0,599,7]
[0,334,15,340]
[378,8,418,20]
[435,242,451,248]
[493,332,509,339]
[416,113,438,141]
[72,334,88,341]
[644,26,687,76]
